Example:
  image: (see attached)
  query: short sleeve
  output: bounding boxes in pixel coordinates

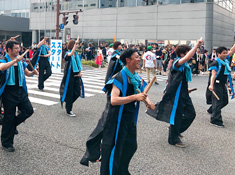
[152,53,156,60]
[172,58,184,72]
[208,61,218,72]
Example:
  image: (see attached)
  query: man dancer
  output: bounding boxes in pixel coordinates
[206,45,235,127]
[28,37,51,91]
[147,38,203,148]
[0,41,38,152]
[143,46,159,84]
[80,48,155,175]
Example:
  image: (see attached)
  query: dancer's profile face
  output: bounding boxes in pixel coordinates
[129,52,140,70]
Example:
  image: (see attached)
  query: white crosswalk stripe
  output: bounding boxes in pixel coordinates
[25,69,168,106]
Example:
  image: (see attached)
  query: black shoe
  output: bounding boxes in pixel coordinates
[14,129,19,135]
[2,146,15,152]
[155,82,159,85]
[210,122,225,128]
[207,109,212,114]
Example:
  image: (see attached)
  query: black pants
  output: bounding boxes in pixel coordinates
[65,76,81,113]
[211,83,228,125]
[81,54,85,60]
[38,58,52,90]
[1,87,34,147]
[192,63,199,74]
[168,95,196,145]
[101,122,137,175]
[163,61,168,72]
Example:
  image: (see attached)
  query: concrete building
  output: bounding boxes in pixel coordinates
[0,0,31,46]
[30,0,235,51]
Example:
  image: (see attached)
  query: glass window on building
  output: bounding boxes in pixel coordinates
[0,35,5,41]
[214,0,233,12]
[83,0,99,10]
[31,3,39,12]
[21,13,26,18]
[100,0,117,8]
[137,0,157,6]
[69,0,83,10]
[119,0,136,7]
[182,0,205,3]
[158,0,180,5]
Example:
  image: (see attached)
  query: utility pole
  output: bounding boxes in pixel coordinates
[56,0,83,39]
[56,0,60,39]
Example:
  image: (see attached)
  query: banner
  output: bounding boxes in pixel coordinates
[50,39,62,73]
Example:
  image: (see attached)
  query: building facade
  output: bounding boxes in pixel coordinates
[30,0,235,51]
[0,0,31,46]
[0,0,30,18]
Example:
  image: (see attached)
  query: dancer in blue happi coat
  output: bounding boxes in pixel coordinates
[59,36,84,117]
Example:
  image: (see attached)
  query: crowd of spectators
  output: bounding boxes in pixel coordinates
[0,39,235,80]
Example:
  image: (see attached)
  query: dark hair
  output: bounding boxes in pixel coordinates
[113,41,121,50]
[67,40,75,50]
[175,44,191,57]
[120,48,137,65]
[6,41,20,52]
[216,47,227,54]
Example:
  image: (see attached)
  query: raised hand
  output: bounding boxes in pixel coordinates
[43,37,50,41]
[197,37,204,46]
[76,36,80,44]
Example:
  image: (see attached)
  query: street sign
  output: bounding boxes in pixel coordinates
[60,24,64,30]
[50,39,62,73]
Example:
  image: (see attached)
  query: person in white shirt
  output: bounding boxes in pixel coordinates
[143,46,159,84]
[106,43,114,63]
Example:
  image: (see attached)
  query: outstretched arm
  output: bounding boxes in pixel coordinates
[0,55,23,71]
[37,37,49,49]
[228,44,235,58]
[175,38,203,68]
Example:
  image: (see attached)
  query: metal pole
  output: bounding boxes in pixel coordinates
[39,0,41,41]
[82,0,85,41]
[44,0,46,36]
[50,0,52,38]
[56,0,60,39]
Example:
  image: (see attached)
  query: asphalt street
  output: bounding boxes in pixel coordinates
[0,68,235,175]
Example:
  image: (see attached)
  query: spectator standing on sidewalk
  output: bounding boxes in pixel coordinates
[143,46,159,84]
[155,47,163,75]
[106,43,114,63]
[168,45,176,69]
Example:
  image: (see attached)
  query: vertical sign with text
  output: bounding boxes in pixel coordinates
[50,39,62,73]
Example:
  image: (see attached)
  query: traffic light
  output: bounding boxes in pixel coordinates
[63,16,68,26]
[73,15,79,25]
